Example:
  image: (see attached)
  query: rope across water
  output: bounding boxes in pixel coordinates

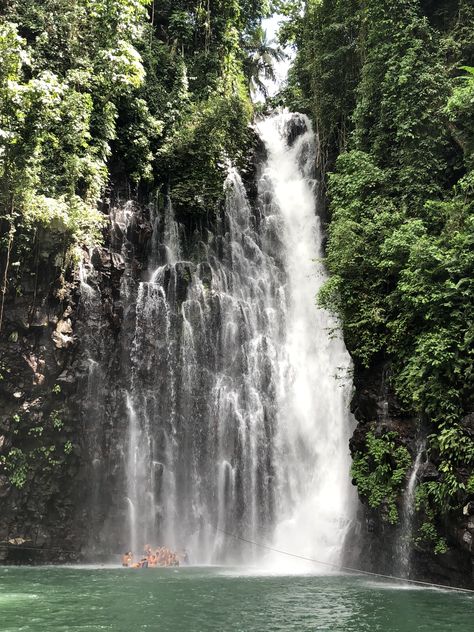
[2,533,473,595]
[214,526,474,595]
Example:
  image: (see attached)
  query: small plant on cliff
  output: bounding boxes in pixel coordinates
[415,483,449,555]
[419,524,448,556]
[50,410,64,431]
[351,429,412,524]
[0,447,29,489]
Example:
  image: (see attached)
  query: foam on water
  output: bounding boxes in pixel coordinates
[0,593,39,602]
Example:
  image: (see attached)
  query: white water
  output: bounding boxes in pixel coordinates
[257,112,356,569]
[81,111,356,567]
[397,440,425,577]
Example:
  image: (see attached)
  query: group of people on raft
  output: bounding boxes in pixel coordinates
[122,545,189,568]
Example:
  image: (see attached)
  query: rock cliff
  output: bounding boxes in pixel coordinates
[346,361,474,588]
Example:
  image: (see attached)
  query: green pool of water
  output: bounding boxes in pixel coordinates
[0,566,472,631]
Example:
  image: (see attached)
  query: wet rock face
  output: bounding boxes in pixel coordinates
[348,361,474,588]
[0,192,153,563]
[175,262,196,304]
[284,114,308,147]
[0,267,82,561]
[461,413,474,438]
[349,362,418,465]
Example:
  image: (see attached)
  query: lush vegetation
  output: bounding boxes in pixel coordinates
[0,0,273,324]
[352,429,412,525]
[0,405,71,491]
[287,0,474,547]
[2,0,472,558]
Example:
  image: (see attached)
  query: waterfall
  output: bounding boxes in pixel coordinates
[256,112,356,570]
[397,440,425,577]
[77,259,108,552]
[82,110,356,566]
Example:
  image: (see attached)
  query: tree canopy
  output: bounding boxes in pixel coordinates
[0,0,272,318]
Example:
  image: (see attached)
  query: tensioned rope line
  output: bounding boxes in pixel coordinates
[2,532,473,595]
[214,526,474,595]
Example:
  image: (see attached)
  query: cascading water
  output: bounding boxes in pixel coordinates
[257,113,356,570]
[124,167,282,562]
[83,110,356,566]
[397,440,425,577]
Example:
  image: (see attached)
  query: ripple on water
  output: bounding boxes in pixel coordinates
[0,567,473,632]
[0,593,40,603]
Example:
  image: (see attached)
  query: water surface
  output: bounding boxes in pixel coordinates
[0,566,472,631]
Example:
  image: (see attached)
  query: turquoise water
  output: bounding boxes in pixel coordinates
[0,566,472,631]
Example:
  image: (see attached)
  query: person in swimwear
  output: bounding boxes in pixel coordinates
[122,551,132,567]
[157,547,166,566]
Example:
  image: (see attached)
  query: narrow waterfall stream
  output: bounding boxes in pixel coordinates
[82,111,356,566]
[397,440,425,577]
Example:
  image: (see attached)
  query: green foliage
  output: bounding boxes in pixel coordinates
[243,25,285,98]
[285,0,361,172]
[0,1,150,238]
[467,474,474,495]
[0,447,29,489]
[39,445,61,468]
[0,405,75,489]
[446,65,474,169]
[1,0,268,300]
[291,0,474,530]
[415,483,449,553]
[158,88,253,215]
[352,1,452,203]
[351,430,412,524]
[0,2,154,298]
[417,521,448,555]
[149,1,264,216]
[50,410,64,431]
[318,150,399,365]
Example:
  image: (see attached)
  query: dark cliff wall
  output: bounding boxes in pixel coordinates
[345,362,474,588]
[0,195,157,561]
[0,243,84,562]
[0,126,263,563]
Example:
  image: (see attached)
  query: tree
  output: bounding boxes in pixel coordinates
[243,25,286,98]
